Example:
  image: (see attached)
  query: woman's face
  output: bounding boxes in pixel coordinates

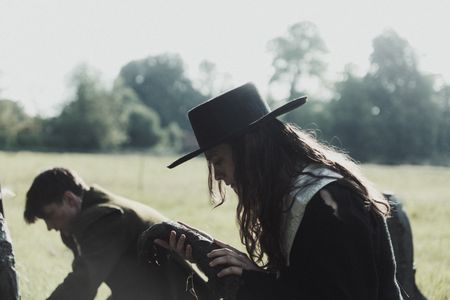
[206,143,236,192]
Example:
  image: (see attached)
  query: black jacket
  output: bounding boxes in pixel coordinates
[237,180,403,300]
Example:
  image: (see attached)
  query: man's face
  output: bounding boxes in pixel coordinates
[41,196,79,234]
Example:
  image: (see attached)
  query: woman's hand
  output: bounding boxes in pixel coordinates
[154,230,193,262]
[207,239,262,277]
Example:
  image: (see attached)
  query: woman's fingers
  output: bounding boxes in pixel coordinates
[153,238,170,249]
[176,234,186,253]
[207,248,261,277]
[208,252,243,268]
[154,231,193,262]
[169,230,177,249]
[208,247,237,258]
[209,252,245,277]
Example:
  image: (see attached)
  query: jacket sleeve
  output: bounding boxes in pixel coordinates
[48,208,131,300]
[237,180,402,300]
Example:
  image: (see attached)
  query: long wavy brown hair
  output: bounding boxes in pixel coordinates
[208,119,389,269]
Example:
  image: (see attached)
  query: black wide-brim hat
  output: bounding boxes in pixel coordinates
[168,82,307,168]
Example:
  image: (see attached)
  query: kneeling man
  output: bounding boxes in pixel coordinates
[24,167,206,300]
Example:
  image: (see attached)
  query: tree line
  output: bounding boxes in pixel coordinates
[1,22,449,165]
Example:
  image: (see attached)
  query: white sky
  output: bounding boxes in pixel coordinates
[0,0,449,116]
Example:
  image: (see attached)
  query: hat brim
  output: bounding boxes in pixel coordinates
[167,96,307,169]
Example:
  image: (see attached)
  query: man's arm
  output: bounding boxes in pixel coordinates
[48,209,131,300]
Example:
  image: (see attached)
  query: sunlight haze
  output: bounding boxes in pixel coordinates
[0,0,449,116]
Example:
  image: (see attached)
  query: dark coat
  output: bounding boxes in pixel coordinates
[237,180,404,300]
[48,186,200,300]
[0,213,19,300]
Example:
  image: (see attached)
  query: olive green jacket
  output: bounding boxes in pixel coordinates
[48,186,200,300]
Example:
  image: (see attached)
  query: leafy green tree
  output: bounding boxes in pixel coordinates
[162,122,184,153]
[125,104,164,149]
[0,99,44,149]
[364,30,439,163]
[282,97,332,139]
[111,78,170,150]
[267,21,328,99]
[435,83,450,161]
[267,21,331,143]
[47,65,127,151]
[16,117,45,148]
[326,69,380,161]
[195,60,232,98]
[0,99,28,148]
[119,53,206,130]
[325,31,440,164]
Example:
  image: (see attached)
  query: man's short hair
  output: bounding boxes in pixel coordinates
[24,167,88,223]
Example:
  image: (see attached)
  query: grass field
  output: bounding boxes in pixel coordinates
[0,151,449,299]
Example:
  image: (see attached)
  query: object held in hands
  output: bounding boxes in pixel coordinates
[138,221,240,300]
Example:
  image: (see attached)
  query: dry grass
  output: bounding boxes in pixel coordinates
[0,152,448,299]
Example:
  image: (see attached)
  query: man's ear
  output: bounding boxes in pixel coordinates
[63,191,81,207]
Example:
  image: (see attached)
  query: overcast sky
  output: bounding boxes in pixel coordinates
[1,0,449,116]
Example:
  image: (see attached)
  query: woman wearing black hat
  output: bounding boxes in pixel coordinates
[160,83,403,299]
